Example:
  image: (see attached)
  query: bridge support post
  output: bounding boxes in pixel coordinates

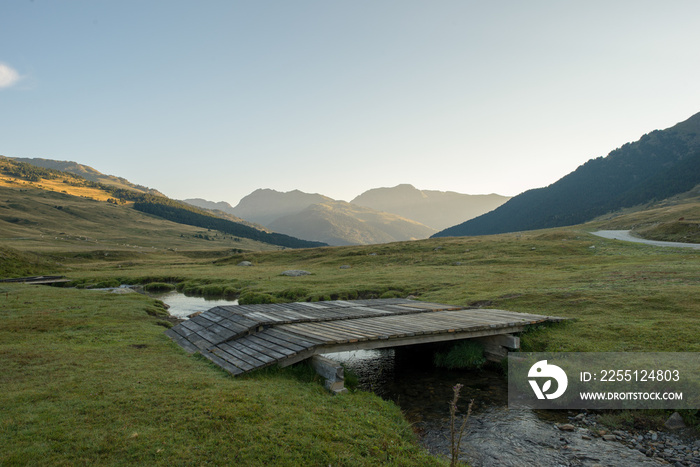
[475,334,520,362]
[310,355,348,394]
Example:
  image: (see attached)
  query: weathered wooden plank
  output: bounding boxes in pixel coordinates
[224,340,276,365]
[200,309,226,323]
[228,314,263,329]
[304,321,372,341]
[200,350,246,375]
[189,314,219,328]
[239,335,290,360]
[245,334,296,358]
[326,319,399,339]
[214,344,261,371]
[213,319,249,335]
[180,319,206,332]
[280,323,351,344]
[254,331,308,353]
[266,327,323,347]
[341,318,419,339]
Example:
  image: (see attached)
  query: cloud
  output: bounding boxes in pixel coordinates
[0,63,21,88]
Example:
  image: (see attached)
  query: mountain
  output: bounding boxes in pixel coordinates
[184,198,237,214]
[181,198,269,231]
[267,200,436,246]
[230,189,332,226]
[350,184,510,230]
[0,156,324,249]
[227,188,439,246]
[10,157,165,197]
[433,111,700,238]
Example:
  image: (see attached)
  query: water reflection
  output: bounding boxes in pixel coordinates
[325,346,508,424]
[146,290,238,319]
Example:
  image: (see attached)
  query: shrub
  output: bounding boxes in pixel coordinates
[380,290,404,299]
[200,284,225,297]
[93,279,121,289]
[143,282,175,292]
[434,341,486,369]
[278,288,309,301]
[238,291,276,305]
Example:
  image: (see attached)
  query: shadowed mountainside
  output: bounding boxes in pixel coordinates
[434,111,700,237]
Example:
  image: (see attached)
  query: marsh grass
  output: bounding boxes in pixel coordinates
[3,223,699,464]
[0,285,440,466]
[56,228,700,354]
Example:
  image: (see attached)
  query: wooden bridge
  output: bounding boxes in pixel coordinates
[166,298,564,387]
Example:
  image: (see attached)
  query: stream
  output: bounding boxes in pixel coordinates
[152,292,690,466]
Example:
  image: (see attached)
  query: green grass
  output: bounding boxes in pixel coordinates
[2,184,700,464]
[0,285,441,466]
[55,227,700,354]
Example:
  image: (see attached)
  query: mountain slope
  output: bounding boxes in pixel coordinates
[434,111,700,237]
[181,198,269,231]
[230,189,332,226]
[0,156,323,249]
[267,200,436,246]
[10,157,165,196]
[351,184,510,230]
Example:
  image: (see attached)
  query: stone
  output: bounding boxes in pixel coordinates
[237,261,253,266]
[602,434,618,441]
[558,424,576,432]
[664,412,686,430]
[339,265,351,269]
[280,270,311,277]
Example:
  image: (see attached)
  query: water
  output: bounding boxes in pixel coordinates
[146,290,239,319]
[325,349,662,466]
[325,346,508,422]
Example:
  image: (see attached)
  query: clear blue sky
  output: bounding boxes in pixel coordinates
[2,1,699,205]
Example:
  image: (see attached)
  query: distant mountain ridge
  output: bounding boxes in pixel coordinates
[268,200,436,246]
[223,188,434,246]
[229,189,332,226]
[214,185,507,246]
[434,111,700,237]
[351,184,509,230]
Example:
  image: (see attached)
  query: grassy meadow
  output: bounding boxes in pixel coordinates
[2,182,700,464]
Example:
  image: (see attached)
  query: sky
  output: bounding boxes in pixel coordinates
[2,1,700,205]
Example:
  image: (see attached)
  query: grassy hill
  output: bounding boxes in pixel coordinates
[0,156,325,255]
[10,156,166,196]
